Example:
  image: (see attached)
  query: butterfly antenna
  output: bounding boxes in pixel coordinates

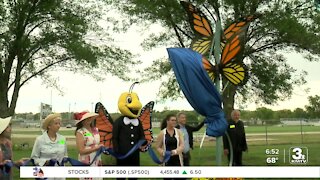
[129,82,139,93]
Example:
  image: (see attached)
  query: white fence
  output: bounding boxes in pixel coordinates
[280,118,320,126]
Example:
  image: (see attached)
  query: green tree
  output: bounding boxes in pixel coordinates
[111,0,320,119]
[153,109,201,125]
[241,110,254,119]
[241,110,258,125]
[182,110,201,125]
[33,113,40,121]
[305,95,320,118]
[256,107,276,125]
[0,0,135,118]
[293,108,308,118]
[274,109,293,120]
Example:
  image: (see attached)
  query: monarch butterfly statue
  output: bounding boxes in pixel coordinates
[168,0,257,173]
[94,82,153,168]
[180,1,259,86]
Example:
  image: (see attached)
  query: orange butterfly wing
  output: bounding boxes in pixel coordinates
[221,61,249,86]
[217,15,258,86]
[202,57,217,82]
[138,101,154,152]
[95,102,113,148]
[223,15,258,41]
[219,35,248,86]
[221,35,241,65]
[181,1,213,55]
[180,1,256,86]
[180,1,213,37]
[221,15,258,64]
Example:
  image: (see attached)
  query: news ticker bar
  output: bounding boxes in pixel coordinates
[20,166,320,178]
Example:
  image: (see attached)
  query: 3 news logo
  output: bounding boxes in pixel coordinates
[289,147,308,164]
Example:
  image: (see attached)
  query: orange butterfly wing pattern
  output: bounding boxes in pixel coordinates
[138,101,154,152]
[218,16,257,86]
[221,35,241,65]
[95,102,114,148]
[219,34,249,86]
[180,1,256,86]
[221,15,259,64]
[202,39,248,86]
[180,1,213,37]
[202,57,217,81]
[220,15,259,62]
[201,28,249,86]
[180,1,214,55]
[223,15,258,41]
[221,61,248,86]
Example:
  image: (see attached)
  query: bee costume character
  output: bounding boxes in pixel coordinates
[112,82,147,171]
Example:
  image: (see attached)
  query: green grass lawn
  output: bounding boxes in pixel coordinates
[12,142,320,180]
[9,125,320,180]
[11,125,320,137]
[10,131,320,180]
[244,125,320,133]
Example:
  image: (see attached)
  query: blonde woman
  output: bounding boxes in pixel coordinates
[31,113,67,180]
[74,111,103,180]
[156,114,184,170]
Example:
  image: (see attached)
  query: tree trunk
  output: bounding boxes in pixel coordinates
[0,82,17,118]
[0,100,11,118]
[0,68,12,118]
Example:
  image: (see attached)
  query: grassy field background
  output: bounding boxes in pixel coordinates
[11,125,320,136]
[9,125,320,180]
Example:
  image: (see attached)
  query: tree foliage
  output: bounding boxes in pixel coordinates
[255,107,274,123]
[305,95,320,118]
[0,0,136,118]
[293,107,308,118]
[110,0,320,119]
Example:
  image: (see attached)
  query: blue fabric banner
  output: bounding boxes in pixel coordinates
[1,140,170,174]
[167,48,227,137]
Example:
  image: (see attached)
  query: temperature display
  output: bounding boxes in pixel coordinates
[266,157,279,164]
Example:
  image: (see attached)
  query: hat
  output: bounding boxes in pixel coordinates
[74,111,98,125]
[0,117,11,134]
[42,113,61,130]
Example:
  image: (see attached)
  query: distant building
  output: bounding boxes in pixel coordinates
[243,118,263,126]
[280,118,320,126]
[21,122,40,128]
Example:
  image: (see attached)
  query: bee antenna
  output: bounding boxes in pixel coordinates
[129,82,139,93]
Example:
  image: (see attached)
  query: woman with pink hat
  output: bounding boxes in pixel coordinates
[0,117,29,179]
[74,111,103,180]
[30,113,67,180]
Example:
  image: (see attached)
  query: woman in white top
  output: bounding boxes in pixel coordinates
[75,111,103,180]
[156,114,184,168]
[31,113,67,180]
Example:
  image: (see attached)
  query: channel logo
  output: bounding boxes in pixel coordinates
[289,147,308,164]
[33,167,44,177]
